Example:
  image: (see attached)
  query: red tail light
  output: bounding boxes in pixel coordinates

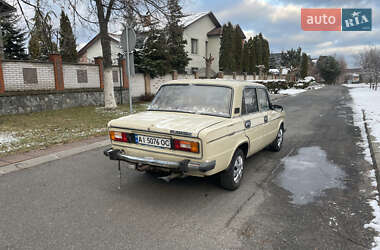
[173,139,199,153]
[109,131,128,142]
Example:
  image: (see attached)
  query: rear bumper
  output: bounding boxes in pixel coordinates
[103,148,215,173]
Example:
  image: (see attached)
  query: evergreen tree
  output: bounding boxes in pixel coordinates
[233,25,243,73]
[262,37,270,71]
[166,0,190,72]
[219,22,235,73]
[28,1,57,60]
[241,41,249,73]
[0,14,27,59]
[281,47,302,68]
[135,27,170,78]
[317,56,341,84]
[247,38,256,74]
[300,52,308,78]
[255,33,263,69]
[59,10,78,63]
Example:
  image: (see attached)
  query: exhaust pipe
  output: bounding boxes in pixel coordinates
[158,173,184,183]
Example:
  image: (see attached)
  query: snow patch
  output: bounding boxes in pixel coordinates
[346,84,380,249]
[278,88,307,96]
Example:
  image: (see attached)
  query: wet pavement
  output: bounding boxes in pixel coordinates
[275,146,346,205]
[0,85,377,249]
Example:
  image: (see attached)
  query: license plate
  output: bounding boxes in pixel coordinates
[135,135,171,148]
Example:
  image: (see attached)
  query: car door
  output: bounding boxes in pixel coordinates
[265,89,282,140]
[256,88,274,146]
[241,87,268,156]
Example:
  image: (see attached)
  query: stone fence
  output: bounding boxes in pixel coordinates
[0,54,289,115]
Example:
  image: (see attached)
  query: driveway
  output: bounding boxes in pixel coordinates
[0,85,375,249]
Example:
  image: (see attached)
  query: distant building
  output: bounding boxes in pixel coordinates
[77,12,243,76]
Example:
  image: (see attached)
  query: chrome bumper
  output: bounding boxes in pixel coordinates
[103,148,215,172]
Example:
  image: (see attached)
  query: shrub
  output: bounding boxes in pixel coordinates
[138,93,155,102]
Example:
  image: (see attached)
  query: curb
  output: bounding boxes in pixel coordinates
[362,110,380,194]
[0,140,110,176]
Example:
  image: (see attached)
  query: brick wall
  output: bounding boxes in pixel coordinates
[63,64,100,89]
[2,61,55,91]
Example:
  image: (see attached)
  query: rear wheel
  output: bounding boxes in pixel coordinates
[269,126,284,152]
[220,149,245,190]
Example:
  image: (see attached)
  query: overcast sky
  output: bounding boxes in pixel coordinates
[11,0,379,67]
[184,0,379,67]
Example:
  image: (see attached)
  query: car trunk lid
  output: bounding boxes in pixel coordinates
[109,111,226,137]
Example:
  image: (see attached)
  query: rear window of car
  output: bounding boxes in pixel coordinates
[148,84,233,117]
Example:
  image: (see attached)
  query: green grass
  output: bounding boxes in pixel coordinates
[0,103,148,157]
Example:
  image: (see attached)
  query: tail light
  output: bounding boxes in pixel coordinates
[173,139,199,153]
[109,131,128,142]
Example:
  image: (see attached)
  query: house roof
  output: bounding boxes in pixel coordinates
[207,25,246,39]
[207,27,222,36]
[78,11,224,57]
[181,11,221,29]
[0,0,16,16]
[78,33,121,57]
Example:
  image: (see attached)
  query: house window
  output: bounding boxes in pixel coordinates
[77,70,88,83]
[112,70,119,83]
[23,68,38,84]
[191,39,198,54]
[205,41,208,57]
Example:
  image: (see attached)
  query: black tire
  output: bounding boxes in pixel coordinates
[269,126,284,152]
[220,149,245,190]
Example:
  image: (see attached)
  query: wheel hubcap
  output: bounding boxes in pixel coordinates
[233,155,244,183]
[277,129,283,148]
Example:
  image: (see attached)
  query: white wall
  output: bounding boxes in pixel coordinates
[129,73,145,97]
[150,74,173,94]
[3,61,55,91]
[183,15,219,74]
[207,36,220,73]
[63,64,100,89]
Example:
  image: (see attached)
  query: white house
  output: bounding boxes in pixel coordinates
[78,33,122,65]
[78,12,243,77]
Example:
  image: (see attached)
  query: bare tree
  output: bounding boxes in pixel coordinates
[17,0,170,109]
[335,55,347,84]
[357,46,380,90]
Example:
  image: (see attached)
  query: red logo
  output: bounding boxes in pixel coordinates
[301,8,341,31]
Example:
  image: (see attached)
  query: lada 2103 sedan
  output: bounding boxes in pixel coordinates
[104,79,285,190]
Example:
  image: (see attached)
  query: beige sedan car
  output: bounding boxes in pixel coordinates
[104,79,285,190]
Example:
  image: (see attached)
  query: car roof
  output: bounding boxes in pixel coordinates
[164,79,266,88]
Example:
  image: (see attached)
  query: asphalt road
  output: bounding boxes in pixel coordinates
[0,86,376,249]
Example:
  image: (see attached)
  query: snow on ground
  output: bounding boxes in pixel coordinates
[0,133,20,154]
[0,132,18,145]
[345,83,380,249]
[278,88,307,95]
[346,84,380,143]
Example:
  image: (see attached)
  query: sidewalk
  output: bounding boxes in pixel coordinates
[0,136,110,175]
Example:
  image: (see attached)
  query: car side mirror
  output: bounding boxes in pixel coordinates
[271,104,283,112]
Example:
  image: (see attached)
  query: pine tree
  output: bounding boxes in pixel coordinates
[247,38,256,74]
[233,25,243,73]
[28,1,57,60]
[166,0,190,72]
[0,14,27,59]
[219,22,235,73]
[262,37,270,71]
[241,41,249,73]
[300,52,308,79]
[135,27,170,78]
[59,10,78,63]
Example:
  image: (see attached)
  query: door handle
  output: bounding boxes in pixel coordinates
[245,120,251,128]
[264,115,268,123]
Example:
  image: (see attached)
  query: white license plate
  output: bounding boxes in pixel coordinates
[135,135,171,148]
